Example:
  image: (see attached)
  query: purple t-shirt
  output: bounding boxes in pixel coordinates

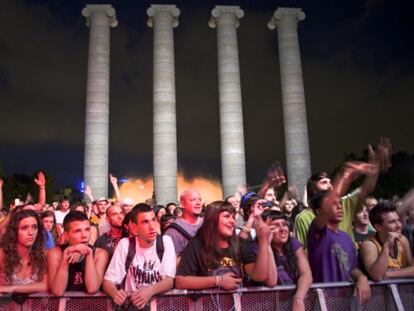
[276,237,302,284]
[307,221,357,282]
[242,237,302,285]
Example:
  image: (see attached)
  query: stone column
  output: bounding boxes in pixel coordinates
[268,8,311,197]
[209,6,246,198]
[147,5,180,205]
[81,5,117,198]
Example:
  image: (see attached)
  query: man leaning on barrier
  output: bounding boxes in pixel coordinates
[360,201,414,281]
[103,203,176,310]
[47,211,109,296]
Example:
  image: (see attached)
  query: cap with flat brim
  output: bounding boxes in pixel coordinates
[97,197,109,203]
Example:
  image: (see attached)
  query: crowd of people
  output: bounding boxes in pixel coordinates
[1,137,414,310]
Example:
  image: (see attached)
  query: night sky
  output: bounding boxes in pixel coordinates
[1,0,413,190]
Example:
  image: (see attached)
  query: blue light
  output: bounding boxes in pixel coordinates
[78,181,85,192]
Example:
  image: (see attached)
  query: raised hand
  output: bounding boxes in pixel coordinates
[255,216,273,245]
[377,136,392,173]
[344,161,379,177]
[84,185,93,201]
[109,173,118,185]
[34,171,46,187]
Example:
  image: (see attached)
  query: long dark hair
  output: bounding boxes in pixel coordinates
[197,201,239,269]
[261,210,297,279]
[0,210,46,283]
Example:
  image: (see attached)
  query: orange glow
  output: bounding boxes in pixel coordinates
[118,172,223,205]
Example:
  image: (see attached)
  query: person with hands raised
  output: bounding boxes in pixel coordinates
[295,138,386,247]
[238,192,271,241]
[33,171,46,212]
[242,213,277,288]
[307,189,371,305]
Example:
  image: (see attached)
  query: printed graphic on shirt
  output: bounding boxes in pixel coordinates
[127,260,162,289]
[208,256,242,278]
[74,271,83,285]
[332,242,351,273]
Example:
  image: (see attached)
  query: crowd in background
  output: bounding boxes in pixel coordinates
[2,137,414,310]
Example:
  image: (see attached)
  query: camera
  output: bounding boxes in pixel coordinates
[260,200,275,208]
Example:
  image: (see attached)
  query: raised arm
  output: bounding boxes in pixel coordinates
[109,174,122,202]
[244,217,277,287]
[397,189,414,227]
[334,161,378,198]
[258,162,286,198]
[34,171,46,211]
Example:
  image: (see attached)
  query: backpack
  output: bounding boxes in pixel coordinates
[119,235,165,289]
[167,222,193,240]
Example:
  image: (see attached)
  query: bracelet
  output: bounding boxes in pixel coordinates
[241,226,251,233]
[218,275,223,288]
[215,275,224,288]
[293,295,304,300]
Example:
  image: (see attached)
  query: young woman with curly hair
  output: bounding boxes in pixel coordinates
[0,209,48,294]
[175,201,275,290]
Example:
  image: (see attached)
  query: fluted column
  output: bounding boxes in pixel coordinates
[209,6,246,198]
[81,5,117,198]
[268,8,311,197]
[147,5,180,205]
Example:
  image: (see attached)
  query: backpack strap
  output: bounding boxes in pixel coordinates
[168,222,193,240]
[156,235,164,261]
[119,237,136,289]
[124,236,136,272]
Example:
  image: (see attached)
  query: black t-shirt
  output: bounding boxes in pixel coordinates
[95,232,122,260]
[177,237,242,278]
[59,244,94,292]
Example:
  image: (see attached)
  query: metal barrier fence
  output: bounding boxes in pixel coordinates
[1,279,413,311]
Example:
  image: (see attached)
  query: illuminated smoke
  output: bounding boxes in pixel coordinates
[118,172,223,205]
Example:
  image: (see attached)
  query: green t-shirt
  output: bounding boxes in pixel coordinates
[294,189,360,248]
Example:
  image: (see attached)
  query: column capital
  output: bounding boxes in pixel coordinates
[209,5,244,29]
[147,4,180,28]
[268,7,305,30]
[82,4,118,28]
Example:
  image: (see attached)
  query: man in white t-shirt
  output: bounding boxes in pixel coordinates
[103,203,176,310]
[54,196,70,231]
